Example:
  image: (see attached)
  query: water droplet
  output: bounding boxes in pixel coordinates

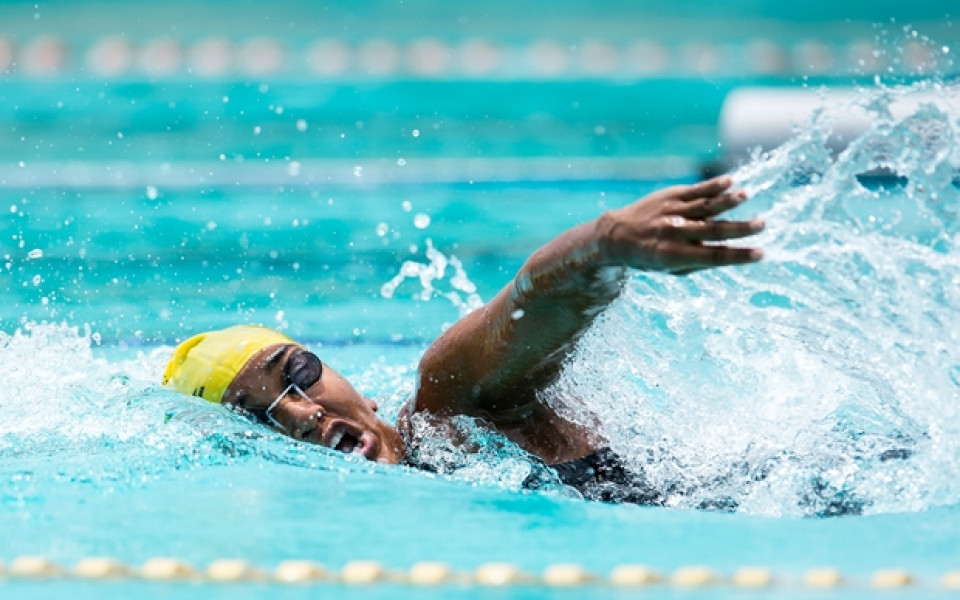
[950,365,960,387]
[397,158,406,166]
[353,165,363,177]
[401,200,412,212]
[296,119,308,132]
[412,129,420,137]
[275,105,284,115]
[10,205,17,213]
[145,185,158,200]
[27,248,43,259]
[413,213,431,229]
[287,161,301,177]
[32,274,41,285]
[253,125,262,135]
[376,222,389,237]
[222,96,229,103]
[206,221,217,231]
[511,309,525,320]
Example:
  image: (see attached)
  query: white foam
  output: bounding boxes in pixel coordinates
[559,82,960,516]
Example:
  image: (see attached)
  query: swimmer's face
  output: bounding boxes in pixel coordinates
[223,343,404,464]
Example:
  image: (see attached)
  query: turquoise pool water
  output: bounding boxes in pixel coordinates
[2,66,960,600]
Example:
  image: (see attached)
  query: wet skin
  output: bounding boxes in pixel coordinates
[223,344,405,463]
[224,177,764,466]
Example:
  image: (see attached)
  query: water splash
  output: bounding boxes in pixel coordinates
[380,238,484,318]
[559,81,960,516]
[0,322,396,493]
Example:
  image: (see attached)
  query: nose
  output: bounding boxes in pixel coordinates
[282,400,324,440]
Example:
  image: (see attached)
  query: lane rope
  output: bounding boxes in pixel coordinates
[2,34,951,80]
[0,556,957,589]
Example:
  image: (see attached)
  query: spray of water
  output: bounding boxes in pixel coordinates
[379,238,484,319]
[555,81,960,516]
[0,322,398,496]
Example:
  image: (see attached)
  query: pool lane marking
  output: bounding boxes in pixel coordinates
[0,556,955,589]
[5,35,954,80]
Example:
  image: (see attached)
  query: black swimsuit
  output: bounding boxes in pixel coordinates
[405,437,904,515]
[528,447,882,516]
[524,447,664,506]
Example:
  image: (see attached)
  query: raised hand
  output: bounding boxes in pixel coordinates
[597,176,764,274]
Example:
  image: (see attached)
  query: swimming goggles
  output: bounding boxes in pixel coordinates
[263,383,317,431]
[249,349,325,431]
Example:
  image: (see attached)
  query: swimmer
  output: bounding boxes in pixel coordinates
[163,176,764,503]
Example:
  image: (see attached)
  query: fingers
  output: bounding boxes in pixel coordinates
[679,190,747,219]
[673,217,765,242]
[656,241,764,271]
[674,176,734,202]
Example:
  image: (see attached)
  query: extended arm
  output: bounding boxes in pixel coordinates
[407,177,763,455]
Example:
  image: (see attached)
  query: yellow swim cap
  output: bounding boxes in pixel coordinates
[162,325,297,403]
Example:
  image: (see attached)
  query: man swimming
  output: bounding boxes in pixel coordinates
[163,176,764,504]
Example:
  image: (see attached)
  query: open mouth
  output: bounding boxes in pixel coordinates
[324,421,377,459]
